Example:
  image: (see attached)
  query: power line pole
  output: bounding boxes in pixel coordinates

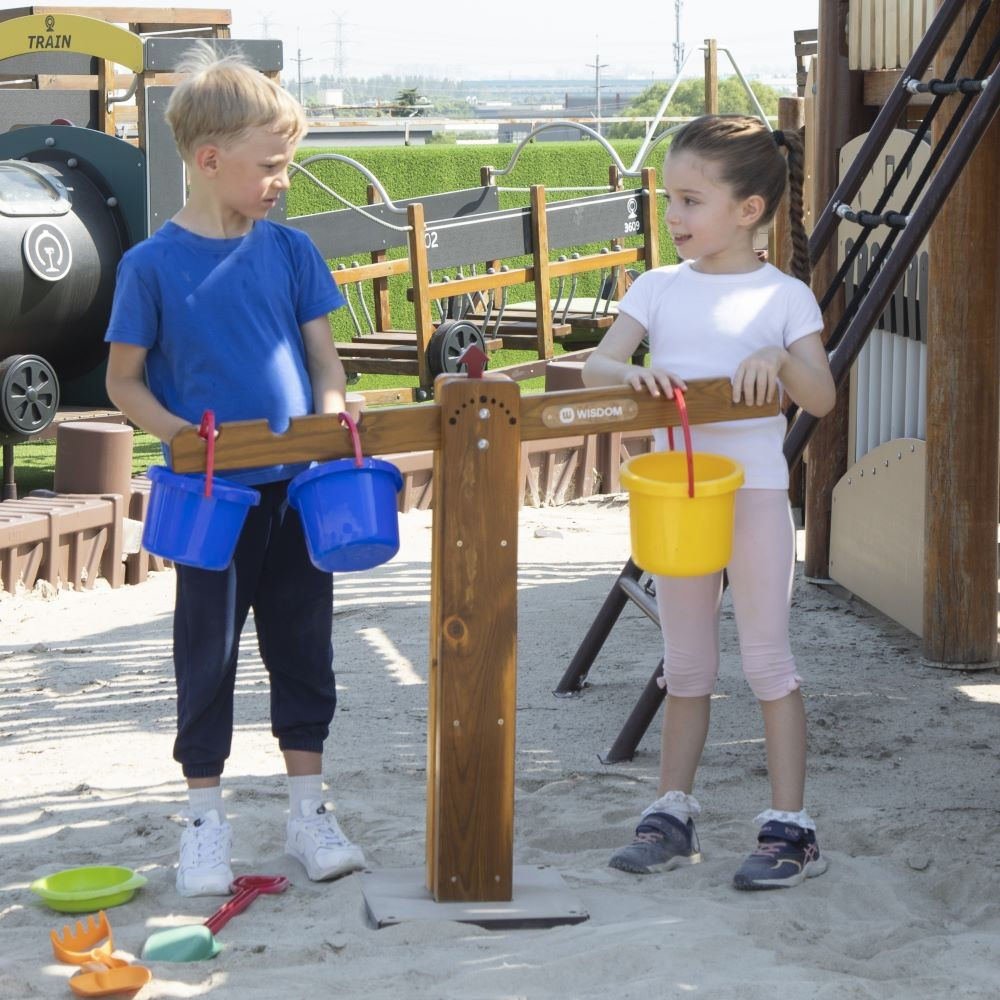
[333,13,346,80]
[292,48,312,105]
[322,11,347,80]
[673,0,685,78]
[586,43,608,136]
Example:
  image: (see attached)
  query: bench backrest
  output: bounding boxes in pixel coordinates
[286,185,500,260]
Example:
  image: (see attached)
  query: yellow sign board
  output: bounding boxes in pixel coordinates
[0,14,144,71]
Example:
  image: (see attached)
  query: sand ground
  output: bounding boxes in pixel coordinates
[2,495,1000,999]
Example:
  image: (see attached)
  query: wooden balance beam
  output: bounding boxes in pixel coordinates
[170,371,774,923]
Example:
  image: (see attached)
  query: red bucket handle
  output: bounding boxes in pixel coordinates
[198,410,216,498]
[338,411,364,468]
[665,389,695,499]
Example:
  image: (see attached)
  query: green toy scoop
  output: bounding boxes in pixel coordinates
[141,923,222,962]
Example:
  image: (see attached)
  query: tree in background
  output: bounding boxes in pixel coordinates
[392,87,431,116]
[608,77,784,139]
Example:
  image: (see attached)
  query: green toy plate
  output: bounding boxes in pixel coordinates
[30,866,147,913]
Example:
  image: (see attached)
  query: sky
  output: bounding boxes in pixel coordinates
[96,0,820,83]
[237,0,819,81]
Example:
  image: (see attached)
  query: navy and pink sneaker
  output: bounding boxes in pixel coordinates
[732,820,828,890]
[608,812,702,874]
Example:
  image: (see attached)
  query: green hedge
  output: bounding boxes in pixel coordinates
[290,140,671,217]
[289,140,677,387]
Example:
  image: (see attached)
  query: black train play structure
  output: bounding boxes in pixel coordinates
[0,9,280,456]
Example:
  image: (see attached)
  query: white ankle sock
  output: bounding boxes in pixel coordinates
[288,774,324,815]
[188,785,224,820]
[755,808,816,831]
[641,790,701,824]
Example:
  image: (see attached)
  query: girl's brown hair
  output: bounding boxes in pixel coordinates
[668,114,810,283]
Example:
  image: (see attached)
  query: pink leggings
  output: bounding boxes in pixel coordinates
[654,489,801,701]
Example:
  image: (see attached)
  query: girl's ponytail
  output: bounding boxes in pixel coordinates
[780,129,810,285]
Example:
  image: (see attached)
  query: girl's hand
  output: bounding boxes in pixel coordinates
[624,365,686,399]
[732,346,788,406]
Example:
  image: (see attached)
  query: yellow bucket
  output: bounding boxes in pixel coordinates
[620,449,744,577]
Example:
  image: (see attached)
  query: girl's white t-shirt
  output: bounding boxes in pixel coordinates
[619,260,823,488]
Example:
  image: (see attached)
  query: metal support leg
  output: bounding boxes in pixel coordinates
[599,659,666,764]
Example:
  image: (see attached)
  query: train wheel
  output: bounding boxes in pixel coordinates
[0,354,60,435]
[426,321,487,377]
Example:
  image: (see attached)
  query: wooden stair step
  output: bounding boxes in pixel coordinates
[567,314,616,330]
[337,343,419,360]
[346,334,504,353]
[340,358,420,376]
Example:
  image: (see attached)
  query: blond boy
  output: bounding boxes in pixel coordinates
[105,44,363,894]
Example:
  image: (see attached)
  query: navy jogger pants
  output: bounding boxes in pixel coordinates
[171,481,336,778]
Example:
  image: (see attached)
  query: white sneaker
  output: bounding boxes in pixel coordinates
[285,801,366,881]
[176,809,234,897]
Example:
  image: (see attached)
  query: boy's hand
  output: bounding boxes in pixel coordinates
[625,365,686,400]
[732,346,788,406]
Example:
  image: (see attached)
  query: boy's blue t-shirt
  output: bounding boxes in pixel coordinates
[105,219,345,485]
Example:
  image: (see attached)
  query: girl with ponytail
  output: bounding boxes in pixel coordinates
[584,113,835,891]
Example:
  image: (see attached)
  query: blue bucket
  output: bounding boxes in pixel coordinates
[288,457,403,572]
[142,465,261,571]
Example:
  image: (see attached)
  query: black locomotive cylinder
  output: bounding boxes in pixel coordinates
[0,155,125,381]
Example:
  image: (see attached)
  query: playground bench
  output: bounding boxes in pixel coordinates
[286,178,506,389]
[405,168,660,386]
[283,158,659,395]
[0,492,123,592]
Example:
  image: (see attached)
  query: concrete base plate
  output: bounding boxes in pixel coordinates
[360,865,590,930]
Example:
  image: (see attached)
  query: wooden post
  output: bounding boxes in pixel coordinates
[406,202,434,388]
[530,185,554,359]
[804,0,874,579]
[96,58,114,135]
[135,67,147,156]
[608,165,625,297]
[923,1,1000,664]
[367,183,391,333]
[479,165,501,277]
[704,38,718,113]
[772,96,805,273]
[803,56,817,233]
[776,96,807,509]
[426,372,520,901]
[641,167,659,271]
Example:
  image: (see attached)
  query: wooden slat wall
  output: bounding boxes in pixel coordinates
[849,0,935,70]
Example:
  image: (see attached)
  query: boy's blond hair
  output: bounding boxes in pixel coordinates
[165,41,306,159]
